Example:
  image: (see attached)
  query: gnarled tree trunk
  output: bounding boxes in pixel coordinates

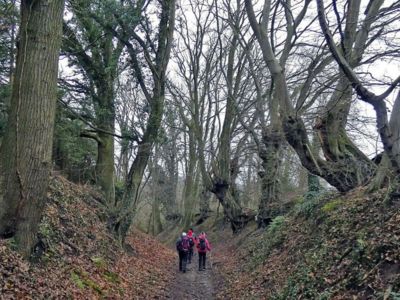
[315,76,375,189]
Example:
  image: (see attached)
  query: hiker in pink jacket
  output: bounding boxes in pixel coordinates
[196,232,211,271]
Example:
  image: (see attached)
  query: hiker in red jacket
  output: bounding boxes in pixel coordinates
[196,232,211,271]
[187,228,196,264]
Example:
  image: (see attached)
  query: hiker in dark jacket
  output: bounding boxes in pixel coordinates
[196,232,211,271]
[187,228,196,264]
[176,232,191,272]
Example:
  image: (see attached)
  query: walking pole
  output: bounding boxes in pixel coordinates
[209,251,213,270]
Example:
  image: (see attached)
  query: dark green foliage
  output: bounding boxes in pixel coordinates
[54,108,97,183]
[294,188,337,219]
[294,194,323,218]
[272,265,332,300]
[114,180,125,201]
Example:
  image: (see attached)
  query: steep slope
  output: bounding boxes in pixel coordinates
[212,189,400,299]
[0,176,175,299]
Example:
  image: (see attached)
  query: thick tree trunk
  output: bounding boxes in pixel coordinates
[317,0,400,194]
[96,131,116,206]
[94,80,117,206]
[0,0,64,257]
[63,13,121,206]
[367,92,400,195]
[212,140,245,231]
[367,154,388,192]
[257,127,282,227]
[210,27,245,231]
[245,0,379,194]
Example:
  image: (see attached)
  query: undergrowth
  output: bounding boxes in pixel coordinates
[272,264,333,300]
[248,216,287,269]
[216,187,400,299]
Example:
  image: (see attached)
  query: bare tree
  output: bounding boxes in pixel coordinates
[171,0,260,231]
[170,0,219,226]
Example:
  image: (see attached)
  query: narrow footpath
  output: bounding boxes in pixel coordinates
[168,253,217,299]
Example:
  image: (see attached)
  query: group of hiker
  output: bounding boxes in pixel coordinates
[176,228,211,273]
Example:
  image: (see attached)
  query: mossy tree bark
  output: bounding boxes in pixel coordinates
[258,128,283,227]
[241,36,284,227]
[198,187,211,223]
[0,0,65,257]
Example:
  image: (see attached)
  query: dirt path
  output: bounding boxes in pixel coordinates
[167,253,217,299]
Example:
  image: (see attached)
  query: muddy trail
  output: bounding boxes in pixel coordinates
[168,253,219,299]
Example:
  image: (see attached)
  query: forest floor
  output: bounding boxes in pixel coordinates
[1,175,399,299]
[168,256,217,299]
[0,175,225,299]
[0,176,176,299]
